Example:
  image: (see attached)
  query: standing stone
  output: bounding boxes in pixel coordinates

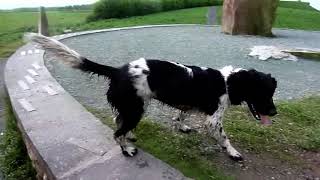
[38,6,49,36]
[207,6,216,25]
[222,0,279,37]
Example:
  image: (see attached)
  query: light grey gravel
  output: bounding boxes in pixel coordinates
[45,26,320,125]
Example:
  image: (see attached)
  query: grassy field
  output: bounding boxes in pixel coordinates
[278,1,319,11]
[0,98,36,179]
[0,11,90,57]
[1,2,320,58]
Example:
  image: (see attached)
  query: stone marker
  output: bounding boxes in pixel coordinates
[207,6,216,25]
[222,0,279,37]
[38,6,49,36]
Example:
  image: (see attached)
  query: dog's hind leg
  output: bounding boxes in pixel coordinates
[113,97,145,157]
[173,111,192,133]
[114,113,141,157]
[114,116,137,142]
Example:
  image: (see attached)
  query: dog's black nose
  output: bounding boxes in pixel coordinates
[269,109,277,116]
[142,69,150,75]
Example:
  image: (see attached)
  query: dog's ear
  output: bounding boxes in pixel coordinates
[227,70,250,105]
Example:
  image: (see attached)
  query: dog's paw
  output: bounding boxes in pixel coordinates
[121,146,138,157]
[229,153,243,161]
[179,124,192,133]
[227,147,243,161]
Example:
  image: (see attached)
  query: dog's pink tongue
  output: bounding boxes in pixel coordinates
[260,115,272,125]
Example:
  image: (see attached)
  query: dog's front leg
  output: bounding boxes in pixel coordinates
[206,95,243,161]
[206,114,243,161]
[173,111,192,133]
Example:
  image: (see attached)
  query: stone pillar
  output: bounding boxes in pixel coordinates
[207,6,216,25]
[38,6,49,36]
[222,0,279,37]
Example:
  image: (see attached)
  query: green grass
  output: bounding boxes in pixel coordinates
[89,108,231,180]
[74,7,209,31]
[0,11,90,57]
[88,0,222,21]
[0,98,36,179]
[278,1,317,11]
[274,7,320,30]
[225,97,320,155]
[88,96,320,179]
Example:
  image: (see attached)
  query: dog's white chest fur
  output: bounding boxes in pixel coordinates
[128,58,153,98]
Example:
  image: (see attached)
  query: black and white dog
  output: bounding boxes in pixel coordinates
[27,33,277,161]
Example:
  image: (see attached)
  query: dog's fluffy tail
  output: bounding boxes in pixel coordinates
[24,33,118,78]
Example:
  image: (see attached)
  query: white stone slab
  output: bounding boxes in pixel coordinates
[20,51,26,56]
[18,80,30,90]
[25,75,36,84]
[18,98,36,112]
[32,63,41,70]
[27,69,39,76]
[43,85,58,96]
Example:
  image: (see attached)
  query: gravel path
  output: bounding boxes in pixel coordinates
[45,25,320,125]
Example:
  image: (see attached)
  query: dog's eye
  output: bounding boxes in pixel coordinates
[134,65,139,68]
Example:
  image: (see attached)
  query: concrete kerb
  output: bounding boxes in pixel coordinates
[4,25,208,180]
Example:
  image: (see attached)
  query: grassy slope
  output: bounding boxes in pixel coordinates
[278,1,318,11]
[275,7,320,30]
[0,98,36,179]
[0,11,90,57]
[1,2,320,57]
[225,97,320,153]
[89,96,320,179]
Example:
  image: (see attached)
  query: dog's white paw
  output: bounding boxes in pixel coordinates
[227,147,243,161]
[122,146,138,157]
[179,124,192,133]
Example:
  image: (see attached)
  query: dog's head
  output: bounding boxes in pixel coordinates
[227,69,277,125]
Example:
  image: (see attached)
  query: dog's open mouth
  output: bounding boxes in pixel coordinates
[248,104,272,125]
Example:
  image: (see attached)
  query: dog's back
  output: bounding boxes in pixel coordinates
[145,60,226,114]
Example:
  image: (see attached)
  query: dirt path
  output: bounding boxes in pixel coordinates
[212,147,320,180]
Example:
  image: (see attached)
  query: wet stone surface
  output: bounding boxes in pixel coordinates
[45,26,320,125]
